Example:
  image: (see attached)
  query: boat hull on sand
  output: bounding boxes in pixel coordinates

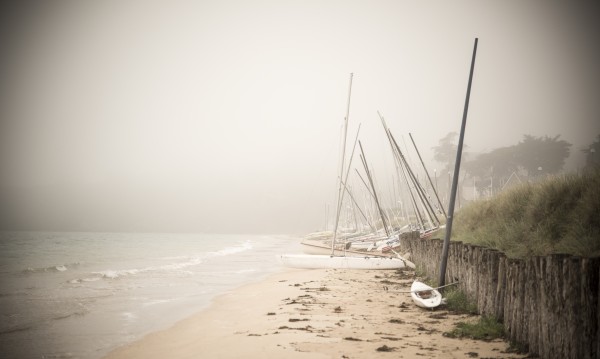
[300,240,385,257]
[278,254,410,270]
[410,280,442,308]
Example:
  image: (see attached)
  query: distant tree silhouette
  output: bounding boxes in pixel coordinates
[432,132,459,173]
[582,135,600,170]
[434,133,572,198]
[463,146,519,195]
[514,135,571,176]
[461,134,571,197]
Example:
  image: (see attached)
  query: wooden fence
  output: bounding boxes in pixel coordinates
[399,232,600,359]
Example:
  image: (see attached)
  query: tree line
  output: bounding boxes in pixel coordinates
[432,133,600,197]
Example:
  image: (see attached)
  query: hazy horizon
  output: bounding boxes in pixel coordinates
[1,0,599,234]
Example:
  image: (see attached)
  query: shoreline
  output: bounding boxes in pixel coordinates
[104,267,525,359]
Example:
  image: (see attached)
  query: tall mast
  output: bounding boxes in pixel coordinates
[332,73,354,253]
[439,38,478,287]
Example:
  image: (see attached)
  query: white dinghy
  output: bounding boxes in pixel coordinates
[410,280,442,308]
[278,253,413,270]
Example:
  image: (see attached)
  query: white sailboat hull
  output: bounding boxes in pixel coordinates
[278,254,409,270]
[300,240,380,257]
[301,244,364,257]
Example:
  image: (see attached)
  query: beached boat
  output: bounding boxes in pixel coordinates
[300,235,391,256]
[300,238,372,257]
[278,253,412,270]
[410,280,442,308]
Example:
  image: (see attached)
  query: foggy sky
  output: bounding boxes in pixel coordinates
[1,0,599,234]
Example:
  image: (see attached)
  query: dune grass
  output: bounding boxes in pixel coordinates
[451,169,600,258]
[444,316,505,341]
[443,287,478,314]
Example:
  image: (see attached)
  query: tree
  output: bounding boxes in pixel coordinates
[432,132,458,173]
[464,146,519,195]
[513,135,571,176]
[582,135,600,170]
[464,146,518,178]
[463,134,571,197]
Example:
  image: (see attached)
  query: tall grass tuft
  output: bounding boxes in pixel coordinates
[444,316,505,341]
[452,169,600,258]
[443,287,478,314]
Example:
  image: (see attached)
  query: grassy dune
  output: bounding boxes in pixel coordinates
[451,169,600,258]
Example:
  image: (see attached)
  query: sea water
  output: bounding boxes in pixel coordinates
[0,232,301,359]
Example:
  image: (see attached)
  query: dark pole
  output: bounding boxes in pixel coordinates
[439,38,478,287]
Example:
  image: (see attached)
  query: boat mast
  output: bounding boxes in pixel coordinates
[409,133,448,219]
[389,131,440,230]
[332,73,354,254]
[359,141,391,237]
[439,38,478,287]
[337,125,362,236]
[340,180,376,233]
[384,127,426,231]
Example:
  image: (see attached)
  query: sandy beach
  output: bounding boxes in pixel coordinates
[104,267,526,359]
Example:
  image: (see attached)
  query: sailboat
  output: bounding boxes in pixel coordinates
[280,73,413,270]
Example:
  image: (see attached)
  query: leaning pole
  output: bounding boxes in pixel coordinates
[438,38,478,287]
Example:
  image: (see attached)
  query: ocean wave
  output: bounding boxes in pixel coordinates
[157,257,204,271]
[52,307,89,321]
[122,312,137,322]
[206,240,253,257]
[91,268,141,279]
[69,240,254,282]
[158,241,253,262]
[0,324,33,335]
[23,262,82,274]
[142,298,176,307]
[81,257,203,281]
[0,291,29,298]
[68,277,101,284]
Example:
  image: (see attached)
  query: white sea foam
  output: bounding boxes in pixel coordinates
[156,256,203,271]
[142,298,175,307]
[69,277,101,284]
[84,241,252,281]
[23,262,81,273]
[122,312,137,322]
[207,240,253,257]
[92,268,142,279]
[89,257,202,280]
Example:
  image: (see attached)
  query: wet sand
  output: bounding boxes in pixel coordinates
[104,267,526,359]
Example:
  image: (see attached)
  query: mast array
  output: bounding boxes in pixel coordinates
[286,39,479,273]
